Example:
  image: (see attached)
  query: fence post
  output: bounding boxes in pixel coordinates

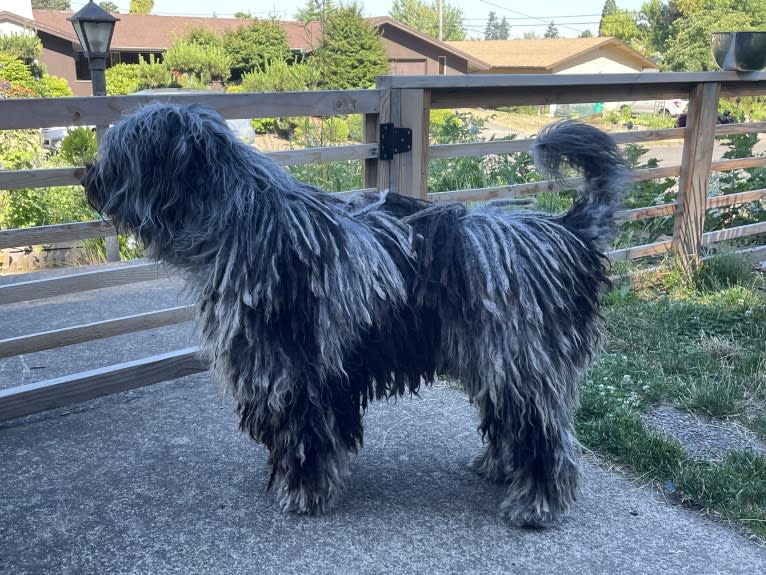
[96,124,120,262]
[672,81,721,274]
[396,88,430,200]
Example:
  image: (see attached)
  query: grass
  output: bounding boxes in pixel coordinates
[580,259,766,540]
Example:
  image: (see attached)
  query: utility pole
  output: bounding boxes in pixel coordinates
[438,0,443,41]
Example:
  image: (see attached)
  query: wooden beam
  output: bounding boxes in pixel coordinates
[710,156,766,172]
[701,221,766,245]
[608,239,673,262]
[0,348,207,421]
[0,305,195,359]
[268,143,378,167]
[0,167,84,191]
[0,220,116,250]
[0,90,382,130]
[383,71,766,90]
[672,82,721,272]
[0,262,172,305]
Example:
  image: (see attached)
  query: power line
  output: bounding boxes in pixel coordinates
[475,0,593,33]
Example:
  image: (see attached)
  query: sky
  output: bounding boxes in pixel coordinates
[67,0,647,39]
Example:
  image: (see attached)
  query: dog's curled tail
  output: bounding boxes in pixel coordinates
[532,120,628,247]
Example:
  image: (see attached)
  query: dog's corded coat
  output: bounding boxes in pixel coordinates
[83,103,627,526]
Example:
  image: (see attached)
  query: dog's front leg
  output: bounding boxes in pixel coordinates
[237,372,364,514]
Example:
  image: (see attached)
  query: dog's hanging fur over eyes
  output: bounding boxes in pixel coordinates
[83,103,627,527]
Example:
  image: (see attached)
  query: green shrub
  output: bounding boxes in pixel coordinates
[240,60,319,92]
[35,74,72,97]
[59,127,97,166]
[0,32,42,65]
[106,62,141,95]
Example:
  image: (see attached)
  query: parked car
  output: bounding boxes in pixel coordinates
[607,98,688,117]
[551,98,688,118]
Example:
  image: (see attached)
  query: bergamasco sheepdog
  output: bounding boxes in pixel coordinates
[82,103,627,527]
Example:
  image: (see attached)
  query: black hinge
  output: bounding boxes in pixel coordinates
[379,123,412,160]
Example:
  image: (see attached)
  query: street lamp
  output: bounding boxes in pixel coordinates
[68,1,119,97]
[69,1,120,261]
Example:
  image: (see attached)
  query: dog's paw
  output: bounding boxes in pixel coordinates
[500,496,561,528]
[275,479,338,515]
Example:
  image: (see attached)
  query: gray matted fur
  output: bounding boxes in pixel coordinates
[82,103,627,527]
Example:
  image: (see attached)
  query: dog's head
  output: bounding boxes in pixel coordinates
[83,103,256,255]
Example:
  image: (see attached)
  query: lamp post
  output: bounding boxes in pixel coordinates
[68,1,118,97]
[69,1,120,261]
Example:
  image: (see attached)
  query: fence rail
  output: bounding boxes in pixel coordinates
[2,72,766,421]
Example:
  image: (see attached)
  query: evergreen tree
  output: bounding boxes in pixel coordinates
[484,11,510,40]
[99,1,119,12]
[315,4,389,89]
[223,20,291,77]
[484,11,498,39]
[544,21,559,38]
[497,16,510,39]
[579,29,594,38]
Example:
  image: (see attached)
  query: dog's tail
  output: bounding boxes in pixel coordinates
[532,120,628,247]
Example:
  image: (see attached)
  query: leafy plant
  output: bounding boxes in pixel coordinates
[0,32,42,65]
[223,19,291,77]
[59,128,97,166]
[314,4,390,89]
[240,60,319,92]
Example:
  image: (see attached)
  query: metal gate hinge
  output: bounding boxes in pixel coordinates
[379,123,412,160]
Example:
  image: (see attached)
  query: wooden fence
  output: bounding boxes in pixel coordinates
[2,71,766,420]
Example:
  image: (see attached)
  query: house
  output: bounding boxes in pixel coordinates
[1,6,487,96]
[446,37,658,74]
[370,17,487,75]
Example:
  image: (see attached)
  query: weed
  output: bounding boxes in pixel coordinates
[583,278,766,538]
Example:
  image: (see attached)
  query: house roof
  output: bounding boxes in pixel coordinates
[370,16,490,71]
[447,37,658,72]
[4,10,488,70]
[26,9,321,52]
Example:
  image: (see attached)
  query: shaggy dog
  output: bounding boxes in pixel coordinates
[82,103,627,527]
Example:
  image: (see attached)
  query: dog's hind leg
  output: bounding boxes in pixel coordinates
[500,391,582,528]
[463,357,581,528]
[237,374,363,515]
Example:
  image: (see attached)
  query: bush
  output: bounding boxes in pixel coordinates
[35,74,73,97]
[59,127,97,166]
[106,62,141,95]
[240,60,319,92]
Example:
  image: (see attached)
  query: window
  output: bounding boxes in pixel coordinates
[438,56,447,75]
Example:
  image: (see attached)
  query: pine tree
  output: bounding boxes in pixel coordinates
[497,17,510,40]
[315,4,389,89]
[484,11,498,40]
[544,21,559,38]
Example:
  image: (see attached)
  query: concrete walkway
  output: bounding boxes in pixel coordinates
[1,270,765,575]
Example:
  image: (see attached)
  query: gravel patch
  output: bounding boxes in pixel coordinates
[642,405,766,460]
